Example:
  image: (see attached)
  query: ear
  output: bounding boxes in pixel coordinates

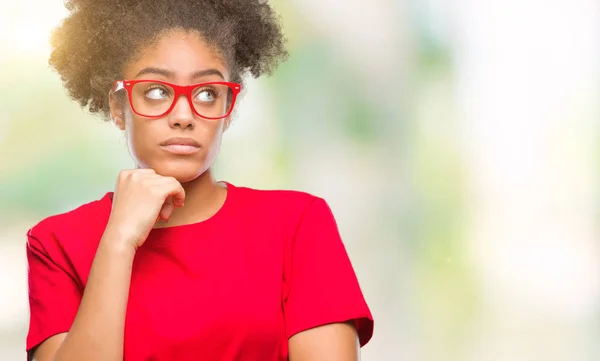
[109,90,126,131]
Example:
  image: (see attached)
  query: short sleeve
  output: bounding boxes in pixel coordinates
[26,228,82,353]
[283,198,374,347]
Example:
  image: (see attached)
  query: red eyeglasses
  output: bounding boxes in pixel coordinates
[112,80,242,119]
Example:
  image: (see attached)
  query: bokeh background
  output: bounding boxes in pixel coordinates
[1,0,600,360]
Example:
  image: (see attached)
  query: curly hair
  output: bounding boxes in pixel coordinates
[49,0,288,119]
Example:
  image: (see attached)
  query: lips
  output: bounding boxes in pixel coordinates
[160,137,201,155]
[160,137,201,147]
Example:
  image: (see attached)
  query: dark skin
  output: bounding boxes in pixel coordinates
[112,30,230,228]
[32,29,361,361]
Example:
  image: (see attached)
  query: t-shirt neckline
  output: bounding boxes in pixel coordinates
[104,180,235,245]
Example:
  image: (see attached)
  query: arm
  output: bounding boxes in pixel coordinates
[32,231,135,361]
[283,198,374,358]
[288,322,361,361]
[30,169,186,361]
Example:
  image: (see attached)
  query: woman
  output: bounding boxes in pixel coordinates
[25,1,374,360]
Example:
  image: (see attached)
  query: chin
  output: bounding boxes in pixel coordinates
[153,161,207,184]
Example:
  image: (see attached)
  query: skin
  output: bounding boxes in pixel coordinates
[31,29,361,361]
[112,29,230,227]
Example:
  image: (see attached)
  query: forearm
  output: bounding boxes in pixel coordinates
[54,230,135,361]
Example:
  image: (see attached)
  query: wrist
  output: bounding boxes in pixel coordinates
[100,225,139,258]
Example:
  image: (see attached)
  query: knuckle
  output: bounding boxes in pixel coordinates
[164,177,180,190]
[149,187,163,198]
[131,169,151,181]
[141,177,155,187]
[118,170,131,180]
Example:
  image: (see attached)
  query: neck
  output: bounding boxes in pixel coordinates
[155,168,227,228]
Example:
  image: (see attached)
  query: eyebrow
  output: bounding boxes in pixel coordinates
[134,67,225,80]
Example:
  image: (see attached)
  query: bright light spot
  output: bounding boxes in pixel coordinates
[0,2,67,59]
[14,23,51,55]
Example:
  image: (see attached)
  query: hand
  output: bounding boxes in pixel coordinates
[104,169,186,250]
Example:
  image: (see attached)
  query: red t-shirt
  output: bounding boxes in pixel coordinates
[26,182,374,360]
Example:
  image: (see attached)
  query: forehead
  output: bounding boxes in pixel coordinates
[122,29,229,81]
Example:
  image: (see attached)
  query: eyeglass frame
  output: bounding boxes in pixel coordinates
[111,79,242,120]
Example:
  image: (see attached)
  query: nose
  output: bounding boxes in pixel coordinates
[168,95,195,129]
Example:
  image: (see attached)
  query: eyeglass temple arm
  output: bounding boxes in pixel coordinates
[112,81,125,93]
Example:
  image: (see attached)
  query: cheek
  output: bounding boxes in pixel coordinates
[124,117,156,165]
[203,120,226,148]
[204,121,227,162]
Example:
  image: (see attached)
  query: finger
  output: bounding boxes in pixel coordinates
[172,188,185,207]
[168,182,186,207]
[133,168,157,173]
[153,181,184,220]
[132,171,162,180]
[160,196,175,221]
[123,169,160,184]
[148,178,186,207]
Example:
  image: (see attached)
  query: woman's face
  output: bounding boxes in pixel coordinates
[110,29,231,183]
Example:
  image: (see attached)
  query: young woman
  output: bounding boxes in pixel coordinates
[25,1,374,360]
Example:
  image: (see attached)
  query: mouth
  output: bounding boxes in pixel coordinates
[160,137,201,155]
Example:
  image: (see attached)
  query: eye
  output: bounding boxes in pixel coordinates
[145,86,170,100]
[194,87,217,102]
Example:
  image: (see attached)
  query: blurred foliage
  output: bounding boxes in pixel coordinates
[0,1,487,360]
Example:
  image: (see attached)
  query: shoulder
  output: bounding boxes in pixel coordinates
[27,192,112,250]
[227,183,338,242]
[230,183,326,217]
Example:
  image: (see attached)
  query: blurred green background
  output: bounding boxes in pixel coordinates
[1,0,600,360]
